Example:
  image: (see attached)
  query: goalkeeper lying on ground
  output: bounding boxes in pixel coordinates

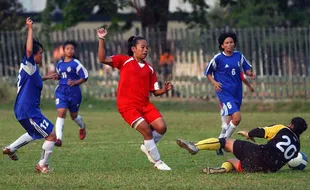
[176,117,307,174]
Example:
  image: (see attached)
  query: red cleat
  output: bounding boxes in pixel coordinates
[79,125,86,140]
[35,164,52,173]
[3,147,18,161]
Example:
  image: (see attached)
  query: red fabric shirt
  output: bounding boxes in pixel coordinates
[111,55,158,110]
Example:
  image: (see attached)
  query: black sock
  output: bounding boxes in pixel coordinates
[219,138,226,149]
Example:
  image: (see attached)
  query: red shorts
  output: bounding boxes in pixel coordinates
[119,103,162,127]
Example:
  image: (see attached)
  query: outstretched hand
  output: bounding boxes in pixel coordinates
[237,131,256,143]
[97,28,108,39]
[164,81,173,92]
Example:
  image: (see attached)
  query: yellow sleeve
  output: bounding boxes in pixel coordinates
[263,124,287,140]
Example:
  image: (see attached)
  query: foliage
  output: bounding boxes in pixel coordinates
[216,0,310,28]
[176,0,210,29]
[0,0,25,30]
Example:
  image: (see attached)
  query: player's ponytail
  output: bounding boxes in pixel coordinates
[127,36,135,56]
[127,36,146,56]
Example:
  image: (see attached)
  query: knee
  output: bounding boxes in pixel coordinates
[155,124,167,135]
[70,112,78,120]
[46,132,56,141]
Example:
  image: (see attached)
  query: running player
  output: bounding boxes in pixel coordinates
[176,117,307,174]
[216,71,254,155]
[54,40,88,147]
[97,28,172,170]
[205,32,256,140]
[3,17,58,173]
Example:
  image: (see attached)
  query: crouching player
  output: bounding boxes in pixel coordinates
[2,17,57,173]
[177,117,307,174]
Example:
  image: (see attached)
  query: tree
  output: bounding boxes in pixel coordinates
[176,0,210,29]
[216,0,310,28]
[0,0,25,30]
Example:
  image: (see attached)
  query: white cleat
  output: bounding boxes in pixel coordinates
[140,144,156,164]
[154,160,172,171]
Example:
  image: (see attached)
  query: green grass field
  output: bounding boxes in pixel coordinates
[0,101,310,189]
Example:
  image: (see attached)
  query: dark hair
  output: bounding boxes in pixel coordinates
[127,36,145,56]
[291,117,308,135]
[63,40,77,49]
[218,32,237,51]
[63,40,79,59]
[24,38,43,55]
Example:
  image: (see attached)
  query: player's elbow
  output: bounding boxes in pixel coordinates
[98,56,106,63]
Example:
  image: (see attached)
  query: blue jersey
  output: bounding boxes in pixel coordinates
[204,51,252,104]
[56,59,88,85]
[14,54,43,120]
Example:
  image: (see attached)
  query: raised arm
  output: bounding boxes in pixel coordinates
[25,17,33,58]
[97,28,113,66]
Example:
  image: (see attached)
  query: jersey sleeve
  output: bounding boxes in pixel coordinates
[74,60,89,81]
[111,54,128,69]
[204,56,216,76]
[240,53,252,72]
[262,124,287,140]
[21,54,36,75]
[149,65,158,91]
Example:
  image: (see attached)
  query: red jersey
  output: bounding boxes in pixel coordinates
[111,55,159,109]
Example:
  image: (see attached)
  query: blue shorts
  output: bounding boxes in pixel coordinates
[55,85,82,112]
[220,99,241,116]
[19,115,54,140]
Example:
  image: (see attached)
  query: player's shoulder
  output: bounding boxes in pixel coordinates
[144,61,155,73]
[213,52,222,59]
[233,51,244,57]
[73,58,82,65]
[111,54,130,59]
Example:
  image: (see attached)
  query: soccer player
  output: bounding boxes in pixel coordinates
[2,17,58,173]
[54,40,88,147]
[97,28,172,171]
[205,32,256,140]
[216,72,254,155]
[176,117,308,174]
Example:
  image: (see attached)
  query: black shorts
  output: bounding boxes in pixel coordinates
[233,140,270,172]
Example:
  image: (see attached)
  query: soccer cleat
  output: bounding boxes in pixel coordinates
[35,164,52,173]
[154,160,172,171]
[140,144,156,164]
[79,125,86,140]
[3,147,18,161]
[55,139,62,147]
[202,167,226,174]
[176,139,199,155]
[216,149,224,156]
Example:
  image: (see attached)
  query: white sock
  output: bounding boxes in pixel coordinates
[74,115,85,129]
[56,117,65,140]
[39,140,55,166]
[218,122,227,138]
[218,113,229,138]
[144,139,160,162]
[224,121,237,138]
[152,130,163,143]
[9,133,33,152]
